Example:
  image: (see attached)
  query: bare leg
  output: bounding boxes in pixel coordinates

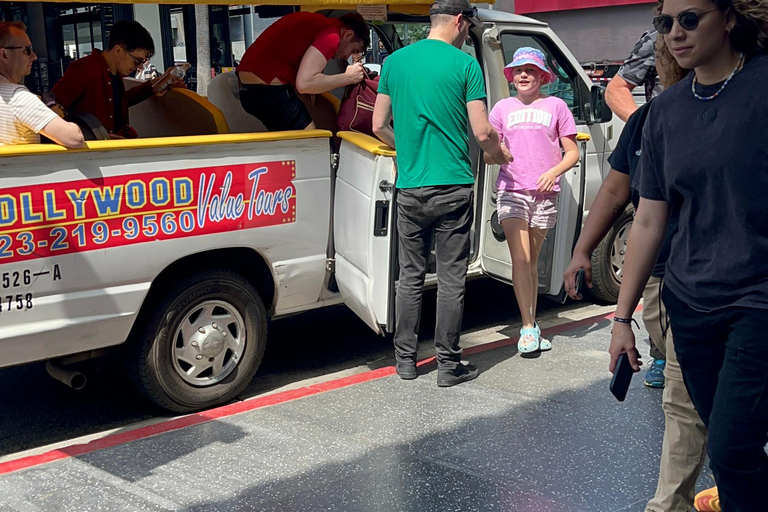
[502,218,535,329]
[529,228,548,320]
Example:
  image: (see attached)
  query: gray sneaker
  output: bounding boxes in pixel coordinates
[437,363,479,387]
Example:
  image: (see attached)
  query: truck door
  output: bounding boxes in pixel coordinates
[332,132,397,334]
[479,30,605,298]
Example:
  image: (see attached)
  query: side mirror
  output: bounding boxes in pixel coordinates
[589,84,612,124]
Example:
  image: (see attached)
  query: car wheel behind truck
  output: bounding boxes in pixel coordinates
[127,269,267,412]
[589,204,634,304]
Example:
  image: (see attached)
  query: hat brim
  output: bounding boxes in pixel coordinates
[503,61,556,85]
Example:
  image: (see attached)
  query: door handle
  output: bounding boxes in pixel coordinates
[379,180,394,193]
[374,200,389,237]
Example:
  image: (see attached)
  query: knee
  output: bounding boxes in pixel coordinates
[511,255,532,271]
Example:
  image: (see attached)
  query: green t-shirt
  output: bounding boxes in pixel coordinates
[378,39,486,189]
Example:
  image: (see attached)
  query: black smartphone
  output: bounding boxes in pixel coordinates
[575,268,585,296]
[610,353,634,402]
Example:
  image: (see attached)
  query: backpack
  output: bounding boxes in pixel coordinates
[337,68,379,136]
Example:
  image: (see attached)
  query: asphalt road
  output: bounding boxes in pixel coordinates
[0,277,600,458]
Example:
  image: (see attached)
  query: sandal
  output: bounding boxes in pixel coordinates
[518,326,540,353]
[535,322,552,351]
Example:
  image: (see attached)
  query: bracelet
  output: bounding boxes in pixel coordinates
[613,316,640,329]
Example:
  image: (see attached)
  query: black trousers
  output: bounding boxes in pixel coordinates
[664,287,768,512]
[393,185,473,369]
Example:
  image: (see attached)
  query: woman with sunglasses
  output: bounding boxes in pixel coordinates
[608,1,768,510]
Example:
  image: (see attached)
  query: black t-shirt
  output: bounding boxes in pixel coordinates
[607,99,676,278]
[636,54,768,312]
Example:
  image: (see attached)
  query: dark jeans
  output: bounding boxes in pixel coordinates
[239,83,312,131]
[394,185,473,370]
[663,286,768,512]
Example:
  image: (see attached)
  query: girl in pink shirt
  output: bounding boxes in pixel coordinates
[484,47,579,354]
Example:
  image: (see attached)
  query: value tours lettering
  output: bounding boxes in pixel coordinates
[0,161,296,264]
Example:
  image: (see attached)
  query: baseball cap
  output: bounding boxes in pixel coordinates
[429,0,482,27]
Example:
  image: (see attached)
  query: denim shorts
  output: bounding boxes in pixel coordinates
[497,189,558,229]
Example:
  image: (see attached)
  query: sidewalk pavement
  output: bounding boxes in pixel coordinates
[0,311,714,512]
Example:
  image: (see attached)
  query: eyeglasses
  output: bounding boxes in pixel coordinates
[653,8,719,35]
[2,45,33,56]
[123,48,148,67]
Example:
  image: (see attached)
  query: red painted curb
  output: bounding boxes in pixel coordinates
[0,306,640,476]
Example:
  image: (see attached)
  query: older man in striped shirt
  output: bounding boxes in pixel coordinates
[0,21,82,147]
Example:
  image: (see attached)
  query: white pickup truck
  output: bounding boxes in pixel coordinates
[0,1,617,412]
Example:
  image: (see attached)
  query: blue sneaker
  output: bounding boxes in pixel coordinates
[644,358,666,388]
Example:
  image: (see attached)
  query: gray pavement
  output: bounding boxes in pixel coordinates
[0,311,715,511]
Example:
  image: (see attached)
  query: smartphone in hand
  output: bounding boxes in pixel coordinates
[610,353,634,402]
[575,268,585,297]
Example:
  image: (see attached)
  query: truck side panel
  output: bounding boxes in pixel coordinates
[0,135,332,367]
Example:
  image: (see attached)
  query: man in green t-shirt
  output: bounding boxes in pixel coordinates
[372,0,510,387]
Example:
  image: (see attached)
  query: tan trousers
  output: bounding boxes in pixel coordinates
[643,277,709,512]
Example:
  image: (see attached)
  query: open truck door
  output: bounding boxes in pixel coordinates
[332,133,397,334]
[478,28,608,299]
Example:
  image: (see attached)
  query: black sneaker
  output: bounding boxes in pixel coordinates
[437,363,479,387]
[395,361,417,380]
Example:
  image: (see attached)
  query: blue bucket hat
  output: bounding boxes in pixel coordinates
[503,47,556,85]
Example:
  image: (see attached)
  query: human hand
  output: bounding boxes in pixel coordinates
[608,322,642,373]
[344,62,365,84]
[536,169,558,193]
[492,146,512,166]
[563,251,592,300]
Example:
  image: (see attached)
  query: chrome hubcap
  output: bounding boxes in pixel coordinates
[171,300,246,386]
[610,220,632,284]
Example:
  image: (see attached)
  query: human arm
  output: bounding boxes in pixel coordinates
[606,31,656,122]
[295,29,364,95]
[126,79,154,106]
[608,197,669,373]
[536,135,580,193]
[605,75,639,123]
[564,169,631,299]
[469,100,510,165]
[39,116,85,148]
[372,93,396,150]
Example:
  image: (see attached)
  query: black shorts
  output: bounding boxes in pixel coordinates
[239,84,313,131]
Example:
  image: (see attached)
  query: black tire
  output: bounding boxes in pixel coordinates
[126,269,267,412]
[589,203,634,304]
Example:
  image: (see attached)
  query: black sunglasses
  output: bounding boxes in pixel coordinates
[122,47,148,67]
[2,45,33,56]
[653,8,719,34]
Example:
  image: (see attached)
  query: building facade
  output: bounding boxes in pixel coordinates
[495,0,657,63]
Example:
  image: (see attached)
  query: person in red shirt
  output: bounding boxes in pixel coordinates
[237,12,369,131]
[51,21,181,138]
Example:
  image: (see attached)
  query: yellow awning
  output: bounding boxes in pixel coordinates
[11,0,492,12]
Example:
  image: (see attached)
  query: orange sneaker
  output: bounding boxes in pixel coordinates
[694,486,720,512]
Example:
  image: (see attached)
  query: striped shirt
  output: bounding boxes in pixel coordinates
[0,76,58,145]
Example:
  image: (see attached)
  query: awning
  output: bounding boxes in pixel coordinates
[11,0,492,12]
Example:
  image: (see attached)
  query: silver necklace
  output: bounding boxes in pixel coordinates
[691,52,744,101]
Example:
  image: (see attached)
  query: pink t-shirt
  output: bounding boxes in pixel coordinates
[489,96,577,192]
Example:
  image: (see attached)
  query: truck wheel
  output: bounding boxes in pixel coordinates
[127,269,267,412]
[589,204,634,304]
